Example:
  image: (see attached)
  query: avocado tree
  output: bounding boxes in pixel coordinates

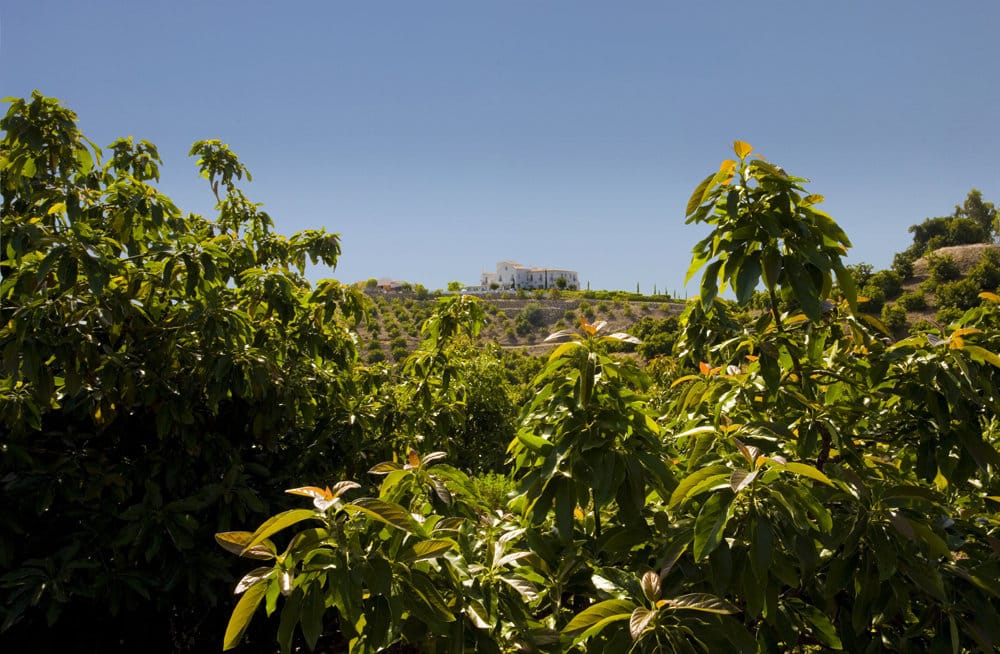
[0,92,367,651]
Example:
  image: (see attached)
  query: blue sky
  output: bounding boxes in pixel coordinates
[4,1,999,294]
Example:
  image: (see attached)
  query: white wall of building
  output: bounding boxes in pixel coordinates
[480,261,579,290]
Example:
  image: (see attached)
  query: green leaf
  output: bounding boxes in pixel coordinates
[685,249,710,286]
[686,173,716,218]
[795,601,843,649]
[963,344,1000,369]
[223,577,268,650]
[667,592,739,614]
[734,255,761,305]
[300,586,325,650]
[750,519,773,582]
[243,509,317,553]
[693,492,733,560]
[343,498,421,535]
[785,257,821,321]
[400,539,455,562]
[404,571,456,624]
[215,531,276,560]
[761,248,781,290]
[74,146,93,174]
[781,461,834,487]
[515,429,553,454]
[499,574,540,601]
[700,260,724,313]
[832,259,856,311]
[563,599,637,636]
[669,465,730,508]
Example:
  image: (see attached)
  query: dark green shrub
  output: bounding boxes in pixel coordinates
[970,247,1000,289]
[935,306,964,324]
[514,302,544,335]
[897,291,927,311]
[926,253,962,284]
[935,278,982,310]
[881,303,908,334]
[868,269,903,298]
[892,249,917,278]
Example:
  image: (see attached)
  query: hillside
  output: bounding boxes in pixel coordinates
[886,243,1000,331]
[356,292,685,362]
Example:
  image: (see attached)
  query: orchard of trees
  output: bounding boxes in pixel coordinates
[2,94,999,653]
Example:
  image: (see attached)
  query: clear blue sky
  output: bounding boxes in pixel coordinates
[4,1,998,294]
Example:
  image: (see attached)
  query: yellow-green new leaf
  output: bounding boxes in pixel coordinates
[223,578,268,650]
[686,172,717,218]
[733,140,753,159]
[963,345,1000,369]
[782,461,835,487]
[243,509,317,554]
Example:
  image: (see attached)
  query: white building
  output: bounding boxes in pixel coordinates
[480,261,579,291]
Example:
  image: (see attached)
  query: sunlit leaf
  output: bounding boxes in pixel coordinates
[733,141,753,159]
[693,493,733,560]
[215,531,276,560]
[223,578,267,650]
[243,509,317,553]
[343,498,421,534]
[640,571,661,603]
[400,539,455,562]
[965,345,1000,369]
[563,599,637,636]
[235,566,274,594]
[668,464,730,508]
[629,606,656,641]
[666,593,738,614]
[686,172,716,217]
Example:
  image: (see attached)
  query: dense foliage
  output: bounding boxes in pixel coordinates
[218,143,1000,653]
[3,98,999,653]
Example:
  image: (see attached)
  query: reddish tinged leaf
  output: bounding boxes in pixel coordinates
[630,607,656,641]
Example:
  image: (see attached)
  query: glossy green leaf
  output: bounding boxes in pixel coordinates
[700,260,724,313]
[343,498,421,535]
[782,461,834,487]
[686,173,717,218]
[563,599,637,636]
[734,255,761,305]
[223,578,268,650]
[400,539,455,562]
[667,592,738,614]
[243,509,317,553]
[963,344,1000,369]
[693,492,733,560]
[668,464,730,508]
